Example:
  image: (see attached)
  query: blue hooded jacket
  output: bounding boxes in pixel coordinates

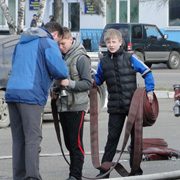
[5,27,68,106]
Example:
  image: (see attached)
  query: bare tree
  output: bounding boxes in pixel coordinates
[82,0,105,16]
[0,0,47,34]
[54,0,63,24]
[139,0,168,8]
[0,0,16,34]
[52,0,105,25]
[37,0,47,27]
[17,0,25,34]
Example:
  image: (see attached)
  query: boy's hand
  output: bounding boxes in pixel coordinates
[60,79,69,86]
[91,78,97,87]
[50,89,58,99]
[147,93,153,104]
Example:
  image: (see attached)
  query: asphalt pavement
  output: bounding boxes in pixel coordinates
[0,52,180,180]
[0,97,180,180]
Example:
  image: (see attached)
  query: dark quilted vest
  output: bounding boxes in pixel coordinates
[100,47,137,114]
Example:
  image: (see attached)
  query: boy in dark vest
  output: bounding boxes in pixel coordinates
[94,29,154,178]
[52,27,93,180]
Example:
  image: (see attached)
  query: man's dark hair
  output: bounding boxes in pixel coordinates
[44,22,63,37]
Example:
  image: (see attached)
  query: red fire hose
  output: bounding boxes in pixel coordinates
[52,86,159,179]
[89,86,159,178]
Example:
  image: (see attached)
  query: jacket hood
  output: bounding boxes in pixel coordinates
[63,38,87,60]
[19,27,53,44]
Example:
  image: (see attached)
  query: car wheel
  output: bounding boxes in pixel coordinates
[0,98,10,128]
[134,51,144,63]
[84,90,101,122]
[167,51,180,69]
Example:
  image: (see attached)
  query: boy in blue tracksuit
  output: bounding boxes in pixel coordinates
[94,29,154,178]
[5,22,68,180]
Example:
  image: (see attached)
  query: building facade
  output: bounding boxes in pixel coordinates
[0,0,180,51]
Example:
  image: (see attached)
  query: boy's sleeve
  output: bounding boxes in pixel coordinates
[95,61,105,86]
[45,40,68,80]
[69,55,93,91]
[131,54,154,92]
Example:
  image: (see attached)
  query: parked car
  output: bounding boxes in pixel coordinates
[0,35,106,127]
[98,23,180,69]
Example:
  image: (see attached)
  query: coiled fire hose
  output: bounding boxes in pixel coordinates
[51,86,159,179]
[89,86,159,178]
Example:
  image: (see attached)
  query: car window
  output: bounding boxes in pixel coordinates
[132,25,142,39]
[145,26,162,40]
[119,27,129,39]
[107,25,129,39]
[100,24,129,43]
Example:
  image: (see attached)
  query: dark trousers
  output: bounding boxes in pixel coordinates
[101,113,142,175]
[101,113,126,163]
[8,102,43,180]
[59,111,85,180]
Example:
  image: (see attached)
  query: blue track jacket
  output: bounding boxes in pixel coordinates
[5,27,68,107]
[95,54,154,92]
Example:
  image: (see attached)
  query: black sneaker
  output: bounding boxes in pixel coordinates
[134,168,143,176]
[96,171,109,179]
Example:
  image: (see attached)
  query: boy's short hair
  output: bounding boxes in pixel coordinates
[44,22,63,37]
[62,27,72,39]
[104,29,122,42]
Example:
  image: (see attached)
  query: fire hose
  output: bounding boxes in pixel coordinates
[89,86,159,178]
[51,86,159,179]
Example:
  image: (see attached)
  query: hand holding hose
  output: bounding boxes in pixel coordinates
[147,91,154,104]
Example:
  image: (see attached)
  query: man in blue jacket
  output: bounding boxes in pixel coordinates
[5,22,68,180]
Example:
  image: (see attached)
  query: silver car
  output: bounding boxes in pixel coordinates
[0,35,106,127]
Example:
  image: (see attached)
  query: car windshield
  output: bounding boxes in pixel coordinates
[100,24,129,43]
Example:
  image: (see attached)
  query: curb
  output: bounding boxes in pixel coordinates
[101,170,180,180]
[154,90,174,99]
[104,91,174,108]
